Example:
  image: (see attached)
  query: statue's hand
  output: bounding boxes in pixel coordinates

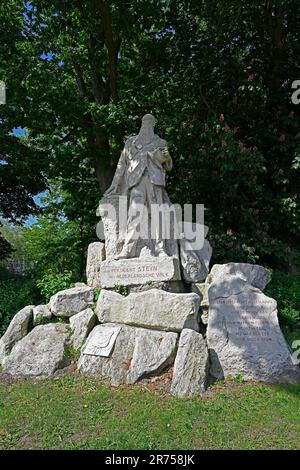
[162,149,173,171]
[150,148,168,163]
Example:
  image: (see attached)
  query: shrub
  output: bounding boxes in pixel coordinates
[114,284,129,296]
[36,271,74,303]
[265,271,300,345]
[0,275,41,336]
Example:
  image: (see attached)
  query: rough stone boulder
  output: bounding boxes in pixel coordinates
[86,242,105,288]
[33,304,52,325]
[209,263,271,290]
[49,285,94,317]
[2,323,70,377]
[207,274,300,383]
[69,308,96,350]
[96,289,200,332]
[0,305,34,363]
[78,323,178,386]
[171,329,209,396]
[180,225,212,283]
[97,195,123,260]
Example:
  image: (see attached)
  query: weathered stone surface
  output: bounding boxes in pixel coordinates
[207,275,300,383]
[86,242,106,288]
[69,308,96,350]
[100,256,181,288]
[209,263,271,290]
[0,306,33,363]
[49,285,94,317]
[78,323,178,386]
[192,282,210,324]
[33,304,52,325]
[171,329,209,396]
[96,289,200,332]
[97,195,126,260]
[192,282,209,307]
[2,323,70,377]
[127,280,188,294]
[83,324,121,356]
[180,224,212,283]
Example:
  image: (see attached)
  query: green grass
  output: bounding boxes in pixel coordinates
[0,377,300,450]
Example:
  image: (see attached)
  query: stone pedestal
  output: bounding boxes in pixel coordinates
[100,256,181,288]
[96,288,200,332]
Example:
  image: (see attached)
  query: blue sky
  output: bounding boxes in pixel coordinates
[26,193,48,227]
[12,127,27,137]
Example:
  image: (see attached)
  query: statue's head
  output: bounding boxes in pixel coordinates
[141,113,156,129]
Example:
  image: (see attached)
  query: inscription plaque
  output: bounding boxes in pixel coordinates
[83,325,121,357]
[207,283,299,383]
[100,257,181,288]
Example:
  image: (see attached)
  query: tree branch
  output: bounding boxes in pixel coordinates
[72,60,89,96]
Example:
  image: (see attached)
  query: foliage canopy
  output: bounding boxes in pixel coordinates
[0,0,299,269]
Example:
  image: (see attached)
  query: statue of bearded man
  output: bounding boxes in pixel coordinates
[104,114,173,260]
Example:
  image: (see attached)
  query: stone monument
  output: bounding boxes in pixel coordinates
[79,113,212,388]
[0,114,299,395]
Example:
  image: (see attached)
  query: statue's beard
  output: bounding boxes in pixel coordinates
[137,124,155,144]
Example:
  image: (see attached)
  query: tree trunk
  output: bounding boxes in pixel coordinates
[74,1,122,194]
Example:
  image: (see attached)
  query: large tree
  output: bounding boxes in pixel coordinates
[0,1,47,259]
[1,0,299,269]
